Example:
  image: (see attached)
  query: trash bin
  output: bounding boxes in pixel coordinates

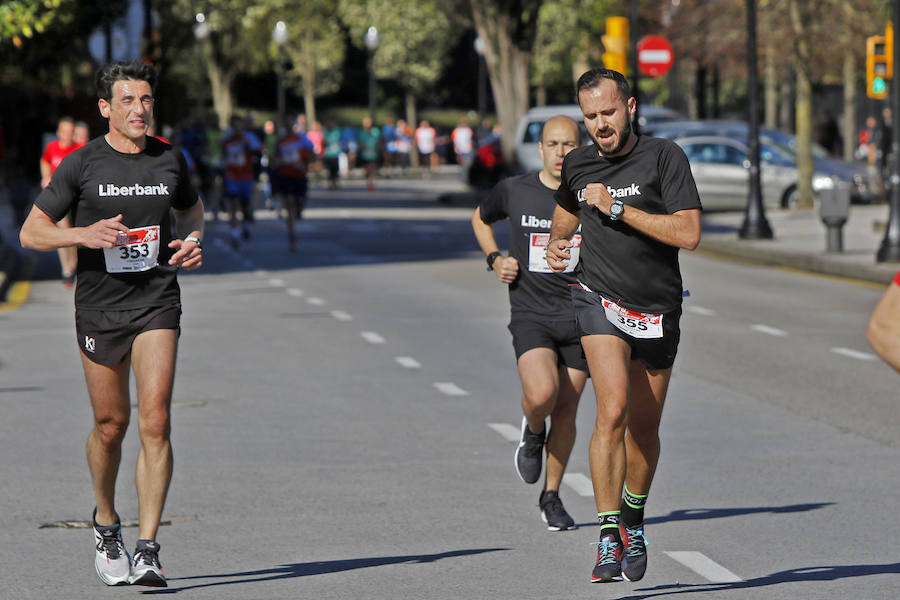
[818,178,851,253]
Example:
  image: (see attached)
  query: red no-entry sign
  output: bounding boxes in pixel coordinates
[637,35,674,78]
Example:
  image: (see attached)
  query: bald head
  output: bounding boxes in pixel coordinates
[538,116,580,187]
[541,116,579,144]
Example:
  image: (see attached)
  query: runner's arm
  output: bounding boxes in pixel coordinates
[39,159,51,188]
[169,198,205,270]
[867,279,900,373]
[471,206,518,284]
[583,183,701,250]
[20,205,128,251]
[546,205,581,273]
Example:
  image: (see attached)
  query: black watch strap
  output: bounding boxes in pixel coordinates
[486,251,503,271]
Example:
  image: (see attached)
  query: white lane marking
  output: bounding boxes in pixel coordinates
[488,423,521,442]
[307,297,325,306]
[686,305,716,316]
[360,331,386,344]
[434,382,468,396]
[831,347,877,361]
[562,473,595,497]
[664,551,742,583]
[750,324,788,337]
[330,310,353,322]
[268,278,284,287]
[287,288,304,297]
[255,269,268,277]
[395,356,421,369]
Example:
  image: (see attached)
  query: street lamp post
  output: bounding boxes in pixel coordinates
[193,13,210,119]
[272,21,288,128]
[738,0,774,239]
[365,26,380,123]
[474,36,487,126]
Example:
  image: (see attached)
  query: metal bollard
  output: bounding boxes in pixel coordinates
[818,178,851,253]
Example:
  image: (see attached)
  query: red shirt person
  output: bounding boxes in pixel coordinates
[41,117,83,188]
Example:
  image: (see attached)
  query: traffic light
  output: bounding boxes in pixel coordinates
[867,33,889,99]
[602,16,629,76]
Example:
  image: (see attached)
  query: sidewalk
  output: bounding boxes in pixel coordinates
[698,203,900,285]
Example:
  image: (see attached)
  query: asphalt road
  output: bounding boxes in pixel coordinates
[1,181,898,599]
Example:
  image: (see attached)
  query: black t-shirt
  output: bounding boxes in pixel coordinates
[35,136,199,310]
[555,136,702,313]
[480,172,580,321]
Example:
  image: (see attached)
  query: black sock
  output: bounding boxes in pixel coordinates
[620,485,648,527]
[598,511,622,543]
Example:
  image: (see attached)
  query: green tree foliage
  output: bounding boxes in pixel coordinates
[338,0,459,130]
[0,0,68,42]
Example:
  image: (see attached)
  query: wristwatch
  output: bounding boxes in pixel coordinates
[609,200,625,221]
[184,235,202,248]
[486,251,503,271]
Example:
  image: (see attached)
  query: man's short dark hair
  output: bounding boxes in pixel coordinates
[95,60,158,101]
[575,68,631,104]
[58,116,75,126]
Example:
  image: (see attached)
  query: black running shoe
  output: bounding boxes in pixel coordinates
[539,490,576,531]
[129,540,167,587]
[621,522,648,581]
[514,417,545,484]
[590,535,623,583]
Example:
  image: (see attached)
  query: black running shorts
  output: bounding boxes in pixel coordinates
[508,316,588,372]
[572,286,681,371]
[75,304,181,366]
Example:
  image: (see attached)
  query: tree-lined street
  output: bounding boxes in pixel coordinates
[2,179,898,598]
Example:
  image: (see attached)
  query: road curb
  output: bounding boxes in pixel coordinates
[697,236,898,286]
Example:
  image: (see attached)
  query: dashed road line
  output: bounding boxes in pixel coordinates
[686,305,716,316]
[255,269,268,276]
[664,551,742,583]
[562,473,595,497]
[307,297,325,306]
[831,347,876,361]
[268,278,284,287]
[434,382,468,396]
[488,423,520,442]
[287,288,304,297]
[395,356,421,369]
[750,324,788,337]
[360,331,386,344]
[330,310,353,322]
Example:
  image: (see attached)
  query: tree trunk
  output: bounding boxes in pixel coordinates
[695,63,707,119]
[842,51,856,162]
[764,42,777,129]
[208,61,234,129]
[470,0,539,166]
[302,29,317,126]
[406,91,419,168]
[790,0,814,210]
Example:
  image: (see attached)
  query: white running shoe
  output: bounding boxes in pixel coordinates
[130,539,167,587]
[92,510,131,586]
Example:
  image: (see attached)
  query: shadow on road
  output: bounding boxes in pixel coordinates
[140,547,509,594]
[575,502,835,529]
[617,562,900,599]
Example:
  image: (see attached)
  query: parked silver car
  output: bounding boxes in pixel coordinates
[675,135,842,210]
[647,120,882,204]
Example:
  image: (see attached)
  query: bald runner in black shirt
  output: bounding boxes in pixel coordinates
[472,115,588,532]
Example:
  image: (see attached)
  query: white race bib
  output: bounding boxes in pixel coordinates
[529,233,581,273]
[103,225,160,273]
[601,296,663,339]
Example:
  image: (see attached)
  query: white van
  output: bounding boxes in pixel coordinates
[513,104,682,173]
